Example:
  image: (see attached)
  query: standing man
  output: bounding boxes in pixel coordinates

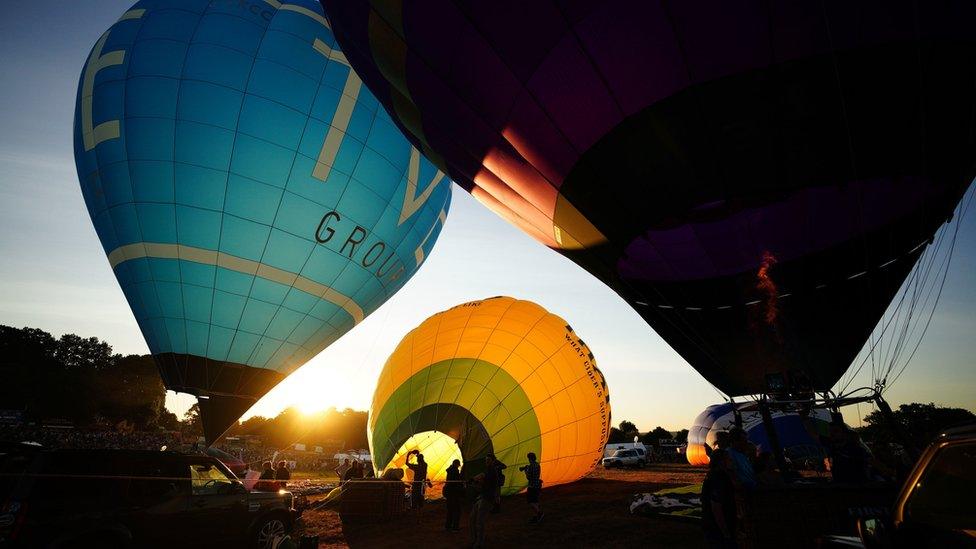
[444,459,463,532]
[726,427,757,489]
[348,459,364,480]
[334,458,350,481]
[802,415,872,483]
[519,452,544,523]
[274,460,291,489]
[405,450,429,521]
[701,449,738,548]
[470,453,499,548]
[491,457,508,513]
[255,461,276,491]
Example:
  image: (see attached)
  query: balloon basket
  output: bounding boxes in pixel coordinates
[337,480,408,524]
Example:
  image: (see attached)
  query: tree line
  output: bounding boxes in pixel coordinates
[222,406,369,450]
[0,326,368,449]
[609,403,975,450]
[859,402,974,448]
[0,325,179,430]
[608,419,689,446]
[4,326,969,452]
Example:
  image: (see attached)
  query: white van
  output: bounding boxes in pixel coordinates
[602,441,648,467]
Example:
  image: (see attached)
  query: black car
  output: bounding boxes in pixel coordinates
[822,423,976,548]
[0,445,298,548]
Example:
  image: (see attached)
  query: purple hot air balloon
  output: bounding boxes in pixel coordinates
[321,0,974,396]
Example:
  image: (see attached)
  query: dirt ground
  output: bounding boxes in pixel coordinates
[294,463,708,548]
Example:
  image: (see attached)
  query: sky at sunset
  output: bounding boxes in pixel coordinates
[1,1,974,431]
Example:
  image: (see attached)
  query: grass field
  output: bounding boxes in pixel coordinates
[294,463,708,548]
[289,469,341,482]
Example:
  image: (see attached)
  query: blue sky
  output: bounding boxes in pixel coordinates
[1,1,974,430]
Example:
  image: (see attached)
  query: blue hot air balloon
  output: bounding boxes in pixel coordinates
[73,0,452,442]
[685,403,831,466]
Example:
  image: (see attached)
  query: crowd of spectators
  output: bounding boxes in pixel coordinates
[0,424,181,450]
[0,424,363,477]
[226,447,343,471]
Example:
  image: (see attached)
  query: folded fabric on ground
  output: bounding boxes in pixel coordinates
[630,483,702,520]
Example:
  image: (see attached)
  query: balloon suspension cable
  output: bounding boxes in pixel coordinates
[836,180,974,396]
[883,186,972,389]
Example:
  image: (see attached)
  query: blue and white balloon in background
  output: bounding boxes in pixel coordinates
[73,0,452,442]
[685,402,832,466]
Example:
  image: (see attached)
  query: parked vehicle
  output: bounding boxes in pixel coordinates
[820,422,976,548]
[603,441,648,458]
[0,445,299,548]
[204,446,248,479]
[602,449,646,468]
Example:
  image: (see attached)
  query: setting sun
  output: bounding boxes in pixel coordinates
[249,356,375,418]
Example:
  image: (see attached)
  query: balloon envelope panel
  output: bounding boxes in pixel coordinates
[685,403,830,466]
[368,297,611,495]
[322,0,975,396]
[74,0,451,441]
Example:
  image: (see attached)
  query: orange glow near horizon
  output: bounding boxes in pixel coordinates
[251,357,376,418]
[165,350,379,421]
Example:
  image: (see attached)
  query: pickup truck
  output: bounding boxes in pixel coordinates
[602,448,646,468]
[820,423,976,548]
[0,445,299,548]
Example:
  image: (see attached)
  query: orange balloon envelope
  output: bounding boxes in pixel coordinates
[368,297,611,495]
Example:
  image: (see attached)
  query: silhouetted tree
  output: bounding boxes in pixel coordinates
[641,426,674,447]
[225,407,369,450]
[0,326,380,447]
[860,402,975,448]
[674,429,689,444]
[607,427,627,444]
[157,410,180,431]
[0,326,170,427]
[55,333,115,370]
[618,420,638,437]
[181,403,202,435]
[96,354,166,428]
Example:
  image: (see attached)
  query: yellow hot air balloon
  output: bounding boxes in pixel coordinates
[368,297,610,495]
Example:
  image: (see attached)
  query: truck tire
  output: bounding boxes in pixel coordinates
[252,512,289,549]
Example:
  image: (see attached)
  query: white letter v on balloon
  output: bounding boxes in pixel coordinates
[399,147,445,225]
